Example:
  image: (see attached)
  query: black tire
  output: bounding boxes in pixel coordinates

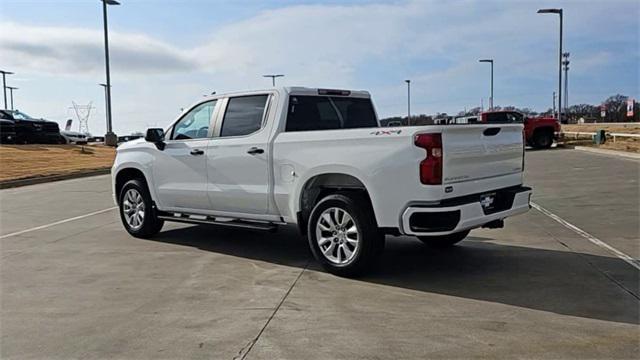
[118,179,164,238]
[417,230,470,248]
[307,193,384,277]
[532,130,553,149]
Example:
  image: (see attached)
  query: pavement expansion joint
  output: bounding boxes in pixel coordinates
[234,260,310,360]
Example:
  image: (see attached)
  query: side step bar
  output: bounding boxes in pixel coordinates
[157,212,279,232]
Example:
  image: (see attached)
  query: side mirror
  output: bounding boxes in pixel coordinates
[145,128,165,150]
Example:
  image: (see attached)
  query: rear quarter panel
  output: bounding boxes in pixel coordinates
[273,127,435,228]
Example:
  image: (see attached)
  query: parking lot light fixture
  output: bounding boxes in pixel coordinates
[101,0,120,146]
[263,74,284,87]
[0,70,14,109]
[537,8,563,122]
[6,86,18,110]
[479,59,494,109]
[405,80,411,125]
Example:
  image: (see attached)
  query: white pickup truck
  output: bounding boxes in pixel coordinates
[112,87,531,276]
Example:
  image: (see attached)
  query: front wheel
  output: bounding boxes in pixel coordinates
[532,130,553,149]
[118,179,164,238]
[307,193,383,277]
[417,230,470,248]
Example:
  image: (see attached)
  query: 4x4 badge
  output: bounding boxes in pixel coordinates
[370,130,402,135]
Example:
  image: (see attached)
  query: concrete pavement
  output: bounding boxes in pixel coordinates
[1,149,638,359]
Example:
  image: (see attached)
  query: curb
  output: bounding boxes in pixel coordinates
[0,168,111,189]
[574,146,640,160]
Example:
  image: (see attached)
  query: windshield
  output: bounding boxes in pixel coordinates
[11,110,33,120]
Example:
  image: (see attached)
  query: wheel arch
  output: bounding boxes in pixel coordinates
[114,167,151,205]
[295,172,375,236]
[532,125,555,137]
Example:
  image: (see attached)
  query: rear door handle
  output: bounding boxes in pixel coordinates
[190,149,205,155]
[247,147,264,155]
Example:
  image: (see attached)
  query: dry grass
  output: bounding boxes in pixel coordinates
[561,124,640,153]
[563,124,640,134]
[0,145,115,182]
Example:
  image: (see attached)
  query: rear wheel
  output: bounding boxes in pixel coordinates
[118,179,164,238]
[532,130,553,149]
[307,193,383,277]
[417,230,470,248]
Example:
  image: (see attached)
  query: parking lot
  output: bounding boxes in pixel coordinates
[1,148,638,359]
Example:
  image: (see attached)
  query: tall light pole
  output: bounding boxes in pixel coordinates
[0,70,14,109]
[101,0,119,146]
[562,52,570,118]
[6,86,18,110]
[537,8,563,122]
[262,74,284,87]
[405,80,411,125]
[479,59,494,110]
[99,83,110,134]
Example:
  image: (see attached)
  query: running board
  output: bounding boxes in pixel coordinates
[157,212,279,232]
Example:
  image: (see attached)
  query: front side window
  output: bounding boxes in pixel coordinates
[506,112,524,123]
[172,100,216,140]
[286,96,377,132]
[11,110,32,120]
[220,95,269,137]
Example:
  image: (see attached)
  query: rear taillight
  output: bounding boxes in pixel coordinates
[414,133,442,185]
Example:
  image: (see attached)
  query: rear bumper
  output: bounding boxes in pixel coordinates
[400,186,532,236]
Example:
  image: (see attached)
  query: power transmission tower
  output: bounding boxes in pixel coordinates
[70,101,95,134]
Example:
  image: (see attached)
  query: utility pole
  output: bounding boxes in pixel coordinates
[553,91,556,117]
[0,70,13,109]
[101,0,120,146]
[262,74,284,87]
[563,52,570,118]
[6,86,17,110]
[479,59,494,109]
[537,8,563,122]
[405,80,411,125]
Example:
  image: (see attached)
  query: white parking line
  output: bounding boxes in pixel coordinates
[0,207,117,239]
[531,202,640,271]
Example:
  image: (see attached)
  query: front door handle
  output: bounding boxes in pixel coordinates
[247,147,264,155]
[190,149,205,156]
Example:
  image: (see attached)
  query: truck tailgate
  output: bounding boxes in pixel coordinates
[442,124,523,184]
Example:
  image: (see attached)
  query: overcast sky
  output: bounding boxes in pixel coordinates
[0,0,638,135]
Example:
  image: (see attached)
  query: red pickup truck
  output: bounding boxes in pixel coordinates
[479,111,561,149]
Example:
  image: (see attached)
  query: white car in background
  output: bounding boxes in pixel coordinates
[60,130,88,144]
[112,87,532,276]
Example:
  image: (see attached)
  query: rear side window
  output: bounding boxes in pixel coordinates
[220,95,269,137]
[485,112,508,123]
[286,96,377,132]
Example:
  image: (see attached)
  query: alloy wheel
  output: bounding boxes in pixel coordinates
[315,207,359,264]
[122,188,145,230]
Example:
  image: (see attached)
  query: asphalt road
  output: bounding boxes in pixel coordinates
[1,148,638,359]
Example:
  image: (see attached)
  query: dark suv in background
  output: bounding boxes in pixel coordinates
[0,110,62,144]
[0,118,16,143]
